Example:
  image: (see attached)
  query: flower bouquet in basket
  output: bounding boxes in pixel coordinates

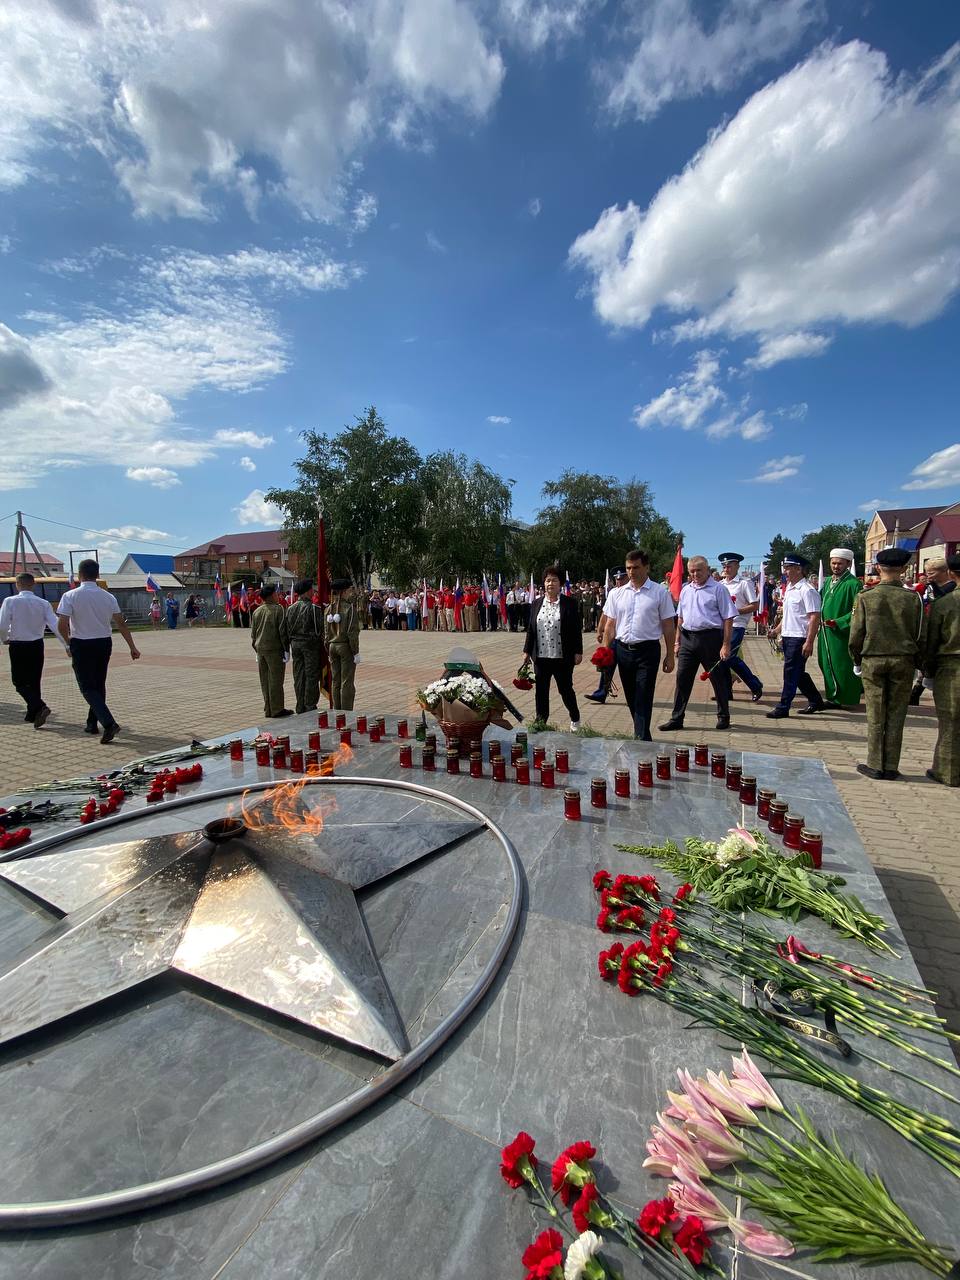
[416,647,519,752]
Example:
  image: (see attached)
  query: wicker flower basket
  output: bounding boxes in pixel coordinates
[438,698,494,756]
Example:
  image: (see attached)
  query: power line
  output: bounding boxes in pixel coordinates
[19,511,183,551]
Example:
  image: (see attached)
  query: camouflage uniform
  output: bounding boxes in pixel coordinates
[285,597,326,714]
[849,584,926,775]
[250,600,289,717]
[324,594,361,710]
[924,589,960,786]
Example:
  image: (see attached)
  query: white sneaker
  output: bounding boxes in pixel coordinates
[570,720,580,732]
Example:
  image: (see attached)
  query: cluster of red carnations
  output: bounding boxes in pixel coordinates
[0,824,31,851]
[593,870,693,993]
[79,788,127,824]
[146,763,203,803]
[500,1130,711,1279]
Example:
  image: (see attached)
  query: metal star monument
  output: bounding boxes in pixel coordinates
[0,797,481,1061]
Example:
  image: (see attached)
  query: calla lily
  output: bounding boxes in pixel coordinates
[730,1049,784,1113]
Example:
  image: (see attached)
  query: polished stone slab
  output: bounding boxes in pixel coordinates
[0,722,957,1278]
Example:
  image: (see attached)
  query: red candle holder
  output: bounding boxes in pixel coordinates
[448,737,461,760]
[278,736,291,752]
[492,756,506,782]
[306,751,320,773]
[272,747,287,769]
[656,754,671,781]
[288,749,302,772]
[308,731,321,751]
[375,716,387,735]
[675,747,689,773]
[516,731,528,750]
[397,719,409,739]
[425,733,437,752]
[446,753,460,775]
[540,763,555,789]
[614,769,630,798]
[229,739,244,761]
[590,777,607,808]
[369,725,382,743]
[399,745,413,769]
[532,745,546,770]
[739,776,757,805]
[768,800,788,835]
[726,764,742,792]
[555,748,569,773]
[335,714,346,729]
[470,753,483,779]
[356,715,367,734]
[515,760,530,785]
[711,752,726,779]
[488,739,502,759]
[800,828,823,868]
[638,761,653,789]
[511,744,524,765]
[694,743,709,767]
[340,728,352,747]
[321,753,337,776]
[422,749,435,772]
[564,788,581,820]
[757,788,776,819]
[255,743,270,767]
[318,711,329,729]
[783,814,804,850]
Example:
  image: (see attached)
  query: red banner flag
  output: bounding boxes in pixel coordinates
[667,545,684,602]
[316,514,331,606]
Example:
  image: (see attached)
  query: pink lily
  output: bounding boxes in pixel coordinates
[675,1069,727,1125]
[683,1115,747,1168]
[664,1089,699,1123]
[701,1070,760,1126]
[670,1163,794,1258]
[644,1115,710,1179]
[727,826,758,847]
[730,1049,784,1113]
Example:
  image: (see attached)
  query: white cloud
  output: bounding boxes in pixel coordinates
[747,454,804,484]
[498,0,593,51]
[425,229,447,253]
[487,414,512,424]
[603,0,821,121]
[233,489,285,527]
[150,245,362,294]
[1,0,504,219]
[858,497,890,512]
[126,465,181,488]
[0,235,12,254]
[0,244,356,488]
[744,331,832,370]
[351,191,378,235]
[775,402,808,421]
[527,196,542,218]
[239,455,256,472]
[572,42,960,346]
[902,444,960,491]
[214,429,274,450]
[634,350,723,430]
[706,409,771,441]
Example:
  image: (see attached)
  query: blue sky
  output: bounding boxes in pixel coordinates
[1,0,958,569]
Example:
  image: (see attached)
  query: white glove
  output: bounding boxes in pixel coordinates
[326,612,341,624]
[353,654,361,665]
[922,676,934,689]
[852,664,861,676]
[283,651,290,664]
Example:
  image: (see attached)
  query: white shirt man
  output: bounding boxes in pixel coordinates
[599,552,676,739]
[768,556,825,717]
[717,552,764,700]
[661,555,738,731]
[0,575,66,727]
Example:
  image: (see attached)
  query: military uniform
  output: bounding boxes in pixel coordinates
[924,583,960,786]
[849,549,926,778]
[286,594,327,714]
[250,596,289,717]
[325,583,361,710]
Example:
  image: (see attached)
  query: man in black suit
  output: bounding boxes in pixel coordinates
[522,566,583,729]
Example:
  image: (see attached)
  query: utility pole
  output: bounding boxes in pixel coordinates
[10,512,52,577]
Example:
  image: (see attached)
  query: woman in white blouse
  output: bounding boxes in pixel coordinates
[522,566,583,729]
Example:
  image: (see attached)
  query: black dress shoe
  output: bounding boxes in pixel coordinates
[84,723,99,734]
[271,709,294,718]
[585,691,606,704]
[658,719,684,731]
[856,762,883,780]
[716,716,730,730]
[796,703,823,715]
[766,708,789,719]
[23,711,34,723]
[751,686,764,702]
[34,705,51,729]
[100,723,121,745]
[882,770,902,781]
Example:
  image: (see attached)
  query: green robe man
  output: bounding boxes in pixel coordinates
[817,548,863,706]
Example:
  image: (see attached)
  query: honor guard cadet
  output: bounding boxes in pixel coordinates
[923,553,960,787]
[250,583,291,718]
[849,547,925,780]
[325,577,361,711]
[717,553,764,701]
[285,578,327,714]
[767,555,826,719]
[817,548,863,708]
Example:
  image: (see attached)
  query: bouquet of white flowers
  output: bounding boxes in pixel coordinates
[417,673,504,719]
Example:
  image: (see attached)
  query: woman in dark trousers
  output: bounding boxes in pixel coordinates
[522,566,583,729]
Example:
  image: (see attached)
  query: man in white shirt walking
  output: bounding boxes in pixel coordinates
[57,559,141,744]
[600,549,676,739]
[766,554,825,719]
[718,552,764,701]
[659,554,738,731]
[0,573,66,727]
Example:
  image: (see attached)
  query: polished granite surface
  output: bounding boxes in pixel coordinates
[0,717,957,1279]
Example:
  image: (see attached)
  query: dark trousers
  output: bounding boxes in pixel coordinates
[615,639,660,740]
[777,637,824,711]
[508,604,519,632]
[671,628,731,720]
[70,637,115,730]
[487,604,499,631]
[8,639,45,720]
[534,657,580,724]
[726,628,762,694]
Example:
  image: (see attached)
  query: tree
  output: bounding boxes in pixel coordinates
[797,519,870,574]
[766,534,801,572]
[417,451,514,581]
[521,471,681,580]
[265,407,424,587]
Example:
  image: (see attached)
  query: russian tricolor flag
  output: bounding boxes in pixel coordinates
[453,578,464,630]
[145,574,160,593]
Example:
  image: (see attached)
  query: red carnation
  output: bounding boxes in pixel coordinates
[572,1181,601,1234]
[600,888,625,910]
[615,906,645,931]
[596,907,613,933]
[674,1215,711,1266]
[592,869,612,891]
[673,883,694,903]
[513,677,534,690]
[551,1140,597,1205]
[652,961,673,987]
[500,1130,538,1188]
[597,942,624,981]
[522,1228,564,1280]
[617,964,641,995]
[638,1195,679,1237]
[658,907,676,924]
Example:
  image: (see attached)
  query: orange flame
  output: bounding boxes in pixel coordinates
[238,738,354,836]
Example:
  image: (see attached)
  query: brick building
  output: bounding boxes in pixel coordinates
[174,531,301,586]
[864,505,949,573]
[0,552,64,576]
